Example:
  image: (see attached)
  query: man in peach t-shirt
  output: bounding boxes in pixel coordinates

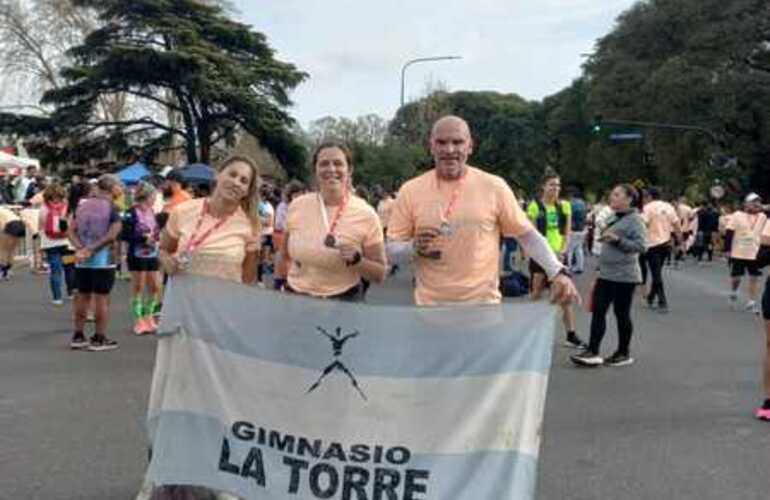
[725,193,767,313]
[387,115,579,307]
[641,188,681,312]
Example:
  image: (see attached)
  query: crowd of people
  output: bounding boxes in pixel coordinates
[1,115,768,499]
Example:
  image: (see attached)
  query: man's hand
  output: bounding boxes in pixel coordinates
[338,243,362,266]
[415,227,442,259]
[550,273,581,306]
[75,247,92,262]
[600,231,619,243]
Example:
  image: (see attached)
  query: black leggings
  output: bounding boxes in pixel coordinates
[589,279,637,356]
[646,243,670,306]
[639,252,648,285]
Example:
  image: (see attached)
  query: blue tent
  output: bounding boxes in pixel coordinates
[179,163,216,185]
[116,162,151,186]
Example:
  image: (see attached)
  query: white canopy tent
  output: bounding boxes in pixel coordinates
[0,151,40,175]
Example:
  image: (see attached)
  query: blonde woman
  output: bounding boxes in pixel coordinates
[160,156,261,284]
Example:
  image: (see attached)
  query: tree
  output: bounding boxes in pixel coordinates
[43,0,308,169]
[580,0,770,197]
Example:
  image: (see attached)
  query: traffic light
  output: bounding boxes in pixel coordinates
[591,114,603,134]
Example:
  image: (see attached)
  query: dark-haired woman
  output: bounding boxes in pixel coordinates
[282,142,386,301]
[571,184,647,367]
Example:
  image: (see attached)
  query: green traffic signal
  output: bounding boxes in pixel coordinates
[591,114,603,134]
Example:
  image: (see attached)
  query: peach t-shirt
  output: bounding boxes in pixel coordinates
[388,166,532,306]
[165,198,258,283]
[642,200,679,248]
[727,211,767,260]
[286,193,383,297]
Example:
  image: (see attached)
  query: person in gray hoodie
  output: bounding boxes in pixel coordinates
[572,184,647,367]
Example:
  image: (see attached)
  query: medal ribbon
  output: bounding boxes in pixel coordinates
[319,192,350,240]
[436,171,467,224]
[183,199,235,255]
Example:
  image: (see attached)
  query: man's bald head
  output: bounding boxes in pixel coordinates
[430,115,471,140]
[430,115,473,180]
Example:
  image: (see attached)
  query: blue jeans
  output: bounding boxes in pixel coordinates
[45,247,75,301]
[502,237,518,273]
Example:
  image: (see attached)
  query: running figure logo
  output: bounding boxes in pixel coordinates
[307,327,367,401]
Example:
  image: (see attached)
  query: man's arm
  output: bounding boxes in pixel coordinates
[518,228,565,280]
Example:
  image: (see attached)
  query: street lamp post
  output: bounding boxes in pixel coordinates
[400,56,462,108]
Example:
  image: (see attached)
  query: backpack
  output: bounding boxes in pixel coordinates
[500,271,530,297]
[533,200,567,236]
[44,202,68,239]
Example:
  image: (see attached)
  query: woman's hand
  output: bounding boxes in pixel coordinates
[338,243,362,266]
[160,252,183,276]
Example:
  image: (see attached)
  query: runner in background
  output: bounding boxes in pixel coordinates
[122,182,161,335]
[571,184,646,367]
[527,172,587,349]
[272,180,305,290]
[724,193,767,314]
[67,174,123,351]
[566,187,588,274]
[641,187,681,313]
[256,186,275,287]
[39,183,75,305]
[0,205,26,280]
[694,200,720,262]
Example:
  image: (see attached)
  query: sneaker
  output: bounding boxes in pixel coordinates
[570,350,604,367]
[69,332,89,350]
[52,299,64,306]
[133,318,148,336]
[744,300,758,314]
[563,333,588,349]
[657,304,669,314]
[605,352,635,367]
[145,317,158,333]
[755,406,770,421]
[728,292,738,310]
[87,335,119,352]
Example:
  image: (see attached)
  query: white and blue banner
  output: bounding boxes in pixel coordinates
[145,275,557,500]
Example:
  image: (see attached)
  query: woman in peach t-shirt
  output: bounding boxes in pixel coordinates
[283,142,386,300]
[159,156,261,285]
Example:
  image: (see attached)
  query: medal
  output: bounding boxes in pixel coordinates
[319,193,349,250]
[177,251,191,270]
[440,222,454,236]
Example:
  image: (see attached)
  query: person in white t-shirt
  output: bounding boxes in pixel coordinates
[725,193,767,313]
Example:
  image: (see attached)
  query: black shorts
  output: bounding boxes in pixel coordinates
[75,268,116,295]
[127,256,159,272]
[763,278,770,321]
[529,258,546,276]
[3,220,26,238]
[730,258,762,278]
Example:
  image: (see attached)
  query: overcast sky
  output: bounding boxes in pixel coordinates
[233,0,638,129]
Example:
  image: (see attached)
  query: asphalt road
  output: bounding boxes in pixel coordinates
[0,258,768,499]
